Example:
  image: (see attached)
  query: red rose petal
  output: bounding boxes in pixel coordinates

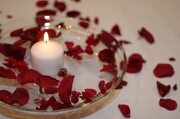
[49,96,60,110]
[159,98,177,111]
[36,99,49,110]
[118,104,131,118]
[17,69,42,85]
[94,17,99,25]
[173,84,177,90]
[98,30,118,51]
[169,57,175,61]
[111,24,121,36]
[98,49,115,63]
[66,10,80,18]
[105,81,114,90]
[128,53,146,63]
[72,0,81,2]
[85,45,93,54]
[139,27,155,44]
[0,90,13,104]
[0,43,12,57]
[54,1,66,12]
[98,80,106,94]
[100,63,117,72]
[79,21,89,29]
[10,28,23,37]
[65,45,84,60]
[153,63,174,78]
[36,0,48,8]
[85,34,100,46]
[157,81,171,97]
[58,75,74,106]
[13,39,28,47]
[12,88,29,106]
[82,88,97,103]
[0,66,16,79]
[65,41,74,50]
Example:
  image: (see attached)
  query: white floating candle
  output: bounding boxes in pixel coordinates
[30,32,64,75]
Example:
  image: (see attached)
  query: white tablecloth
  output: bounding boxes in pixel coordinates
[0,0,180,119]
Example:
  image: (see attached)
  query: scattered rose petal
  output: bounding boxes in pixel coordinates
[66,10,80,18]
[159,98,177,111]
[98,80,106,94]
[10,46,26,60]
[65,45,84,60]
[94,17,99,25]
[36,99,49,110]
[72,0,80,2]
[13,39,28,47]
[58,68,67,78]
[17,69,42,85]
[10,28,23,37]
[118,104,131,118]
[58,75,74,106]
[111,24,121,36]
[153,63,174,78]
[173,84,177,90]
[36,0,48,8]
[86,34,100,46]
[157,81,171,97]
[0,66,16,79]
[0,43,12,57]
[0,90,13,104]
[54,1,66,12]
[139,27,154,44]
[98,30,118,51]
[12,88,29,106]
[82,88,97,103]
[85,45,93,54]
[49,96,60,110]
[65,41,74,50]
[169,57,175,61]
[79,21,89,29]
[37,75,59,94]
[105,81,113,90]
[98,49,115,63]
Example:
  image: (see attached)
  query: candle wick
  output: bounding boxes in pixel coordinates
[45,41,47,44]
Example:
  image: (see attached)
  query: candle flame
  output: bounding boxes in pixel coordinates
[44,32,49,43]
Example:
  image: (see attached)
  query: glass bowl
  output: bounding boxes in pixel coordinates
[0,16,127,116]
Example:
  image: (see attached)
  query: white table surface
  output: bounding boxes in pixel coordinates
[0,0,180,119]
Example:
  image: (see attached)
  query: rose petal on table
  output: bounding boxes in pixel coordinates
[0,66,16,79]
[118,104,131,118]
[159,98,177,111]
[169,57,175,61]
[138,27,155,44]
[157,81,171,97]
[105,81,114,90]
[36,0,48,8]
[0,43,12,57]
[119,40,131,46]
[12,88,29,106]
[65,41,74,50]
[153,63,174,78]
[116,80,128,89]
[98,49,115,63]
[49,96,60,110]
[58,68,67,78]
[65,45,84,60]
[128,53,146,63]
[54,1,66,12]
[17,69,42,85]
[13,39,28,47]
[79,21,89,29]
[111,24,121,36]
[58,75,74,106]
[0,90,13,104]
[94,17,99,25]
[173,84,177,90]
[10,45,26,60]
[10,28,23,37]
[66,10,80,18]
